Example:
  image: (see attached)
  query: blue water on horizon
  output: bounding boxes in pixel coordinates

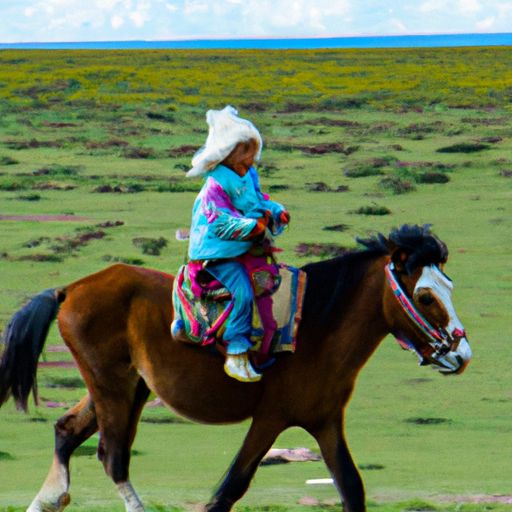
[1,32,512,50]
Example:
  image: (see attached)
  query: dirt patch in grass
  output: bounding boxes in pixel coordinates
[4,139,64,149]
[306,117,362,128]
[41,121,80,128]
[168,144,200,157]
[305,182,349,192]
[295,242,350,258]
[433,494,512,505]
[39,360,76,368]
[123,146,156,159]
[85,138,129,149]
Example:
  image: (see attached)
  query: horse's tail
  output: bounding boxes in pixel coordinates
[0,288,65,411]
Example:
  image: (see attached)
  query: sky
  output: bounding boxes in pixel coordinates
[1,0,512,43]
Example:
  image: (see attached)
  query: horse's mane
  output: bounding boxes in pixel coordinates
[300,224,448,333]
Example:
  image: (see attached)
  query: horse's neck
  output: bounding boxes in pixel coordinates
[301,257,389,376]
[335,258,389,366]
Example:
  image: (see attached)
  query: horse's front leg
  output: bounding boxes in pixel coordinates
[28,396,97,512]
[311,418,366,512]
[205,417,286,512]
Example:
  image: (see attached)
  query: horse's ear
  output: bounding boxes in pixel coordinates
[387,239,410,273]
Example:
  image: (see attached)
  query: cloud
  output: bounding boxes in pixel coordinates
[184,0,209,16]
[129,2,151,27]
[476,15,495,29]
[111,14,125,29]
[239,0,351,35]
[457,0,481,14]
[3,0,512,43]
[419,0,445,13]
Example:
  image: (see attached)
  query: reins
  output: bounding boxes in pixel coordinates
[385,263,453,361]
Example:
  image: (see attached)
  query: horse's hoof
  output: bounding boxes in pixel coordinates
[27,492,71,512]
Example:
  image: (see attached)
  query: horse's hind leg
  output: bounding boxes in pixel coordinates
[28,395,97,512]
[94,377,150,512]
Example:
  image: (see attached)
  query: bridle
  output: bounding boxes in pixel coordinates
[385,262,466,366]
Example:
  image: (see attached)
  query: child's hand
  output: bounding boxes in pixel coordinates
[279,210,290,225]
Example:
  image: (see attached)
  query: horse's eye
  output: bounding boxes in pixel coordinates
[418,293,435,306]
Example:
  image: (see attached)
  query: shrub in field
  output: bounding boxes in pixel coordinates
[379,176,416,194]
[23,237,50,248]
[297,142,358,155]
[345,165,384,178]
[397,121,445,139]
[0,181,29,191]
[4,139,63,149]
[33,164,81,176]
[18,253,64,262]
[344,157,395,178]
[132,237,168,255]
[351,205,391,216]
[0,156,18,165]
[156,181,201,192]
[437,142,491,153]
[50,228,106,255]
[97,220,124,228]
[268,184,289,192]
[305,181,331,192]
[16,193,41,201]
[0,451,14,461]
[102,255,145,266]
[146,111,175,123]
[500,170,512,178]
[125,183,145,193]
[32,182,76,191]
[417,172,450,184]
[323,224,349,232]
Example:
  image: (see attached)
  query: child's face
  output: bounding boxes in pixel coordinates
[222,139,258,177]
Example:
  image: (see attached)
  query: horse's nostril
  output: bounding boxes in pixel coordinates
[418,293,435,306]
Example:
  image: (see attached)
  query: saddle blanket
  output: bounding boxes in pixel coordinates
[172,263,307,354]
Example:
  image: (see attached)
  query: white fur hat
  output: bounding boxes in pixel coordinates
[186,106,263,178]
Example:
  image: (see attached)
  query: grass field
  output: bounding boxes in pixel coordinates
[0,47,511,511]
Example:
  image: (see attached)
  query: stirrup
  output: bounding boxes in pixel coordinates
[224,353,262,383]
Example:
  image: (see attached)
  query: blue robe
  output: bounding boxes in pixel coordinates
[187,164,286,353]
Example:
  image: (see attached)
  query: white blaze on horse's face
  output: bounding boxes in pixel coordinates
[414,265,472,374]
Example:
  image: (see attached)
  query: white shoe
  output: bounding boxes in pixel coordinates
[224,353,262,383]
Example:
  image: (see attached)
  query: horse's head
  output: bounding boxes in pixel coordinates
[382,225,471,374]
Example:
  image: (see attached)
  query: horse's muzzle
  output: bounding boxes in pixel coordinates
[432,337,472,374]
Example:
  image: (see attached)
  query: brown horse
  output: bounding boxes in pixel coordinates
[0,224,471,512]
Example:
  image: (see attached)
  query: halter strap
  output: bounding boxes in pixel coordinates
[385,263,448,351]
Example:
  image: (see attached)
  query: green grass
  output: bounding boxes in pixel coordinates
[0,48,511,511]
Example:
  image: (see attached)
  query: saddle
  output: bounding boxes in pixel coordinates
[172,257,307,357]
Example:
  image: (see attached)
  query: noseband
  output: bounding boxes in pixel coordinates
[385,263,466,365]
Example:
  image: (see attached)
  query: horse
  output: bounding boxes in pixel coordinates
[0,224,472,512]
